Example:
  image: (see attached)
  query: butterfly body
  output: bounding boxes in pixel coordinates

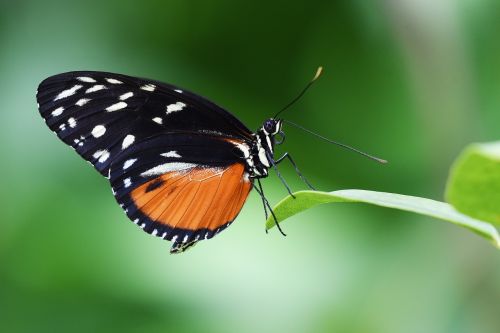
[37,71,282,253]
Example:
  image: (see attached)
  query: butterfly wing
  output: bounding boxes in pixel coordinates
[109,133,252,253]
[37,71,254,252]
[37,71,253,176]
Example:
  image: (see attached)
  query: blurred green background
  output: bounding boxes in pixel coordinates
[1,1,499,332]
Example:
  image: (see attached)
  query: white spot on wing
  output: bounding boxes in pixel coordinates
[106,101,127,112]
[166,102,186,114]
[54,85,83,101]
[76,98,90,106]
[86,85,106,93]
[68,117,77,128]
[91,151,103,161]
[140,84,156,91]
[77,77,96,83]
[98,151,110,163]
[59,124,66,131]
[152,229,158,236]
[160,151,181,158]
[124,178,132,188]
[183,235,188,243]
[152,117,163,124]
[174,89,183,93]
[140,162,197,177]
[93,149,110,163]
[121,134,135,149]
[91,125,106,138]
[74,135,85,147]
[106,78,123,84]
[123,158,137,170]
[119,92,133,100]
[51,107,64,117]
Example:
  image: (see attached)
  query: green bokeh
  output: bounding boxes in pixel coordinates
[1,1,499,332]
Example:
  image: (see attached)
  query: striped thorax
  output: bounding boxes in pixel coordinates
[245,118,283,178]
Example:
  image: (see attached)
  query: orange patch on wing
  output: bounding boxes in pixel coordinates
[130,163,252,231]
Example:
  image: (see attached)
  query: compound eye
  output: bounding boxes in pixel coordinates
[264,119,275,133]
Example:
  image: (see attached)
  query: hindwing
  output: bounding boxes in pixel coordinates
[108,133,252,252]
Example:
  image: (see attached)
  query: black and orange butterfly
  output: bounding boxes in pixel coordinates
[37,68,385,253]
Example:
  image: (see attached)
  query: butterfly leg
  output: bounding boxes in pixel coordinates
[267,152,296,198]
[275,152,316,190]
[257,178,269,220]
[170,239,198,254]
[253,182,286,236]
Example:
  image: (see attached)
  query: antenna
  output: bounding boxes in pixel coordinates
[283,119,388,164]
[274,66,323,119]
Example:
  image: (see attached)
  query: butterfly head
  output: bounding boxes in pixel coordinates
[260,118,285,147]
[262,118,282,136]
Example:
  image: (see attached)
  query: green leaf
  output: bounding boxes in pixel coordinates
[265,190,500,249]
[446,141,500,226]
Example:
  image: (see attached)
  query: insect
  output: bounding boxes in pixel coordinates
[37,67,385,253]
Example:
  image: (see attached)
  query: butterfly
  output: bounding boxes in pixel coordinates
[37,68,385,253]
[36,70,308,253]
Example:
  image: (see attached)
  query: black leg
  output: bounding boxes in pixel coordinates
[257,179,268,220]
[253,182,287,236]
[267,151,296,198]
[275,152,316,190]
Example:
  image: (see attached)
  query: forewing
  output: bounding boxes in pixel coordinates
[37,71,253,176]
